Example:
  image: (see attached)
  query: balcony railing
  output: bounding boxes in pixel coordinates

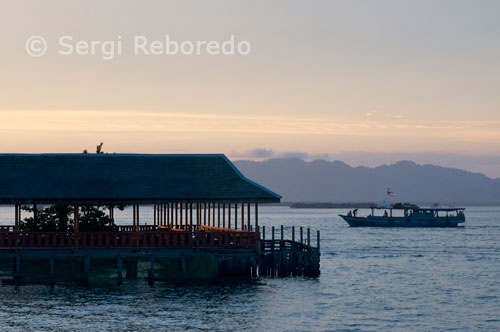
[0,227,259,249]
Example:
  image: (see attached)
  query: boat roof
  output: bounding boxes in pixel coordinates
[375,206,465,211]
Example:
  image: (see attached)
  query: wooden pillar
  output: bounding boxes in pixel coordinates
[172,203,174,227]
[74,205,79,250]
[167,203,170,226]
[175,203,179,228]
[133,205,136,229]
[153,204,157,226]
[158,204,161,225]
[213,203,216,227]
[217,203,220,228]
[16,204,21,231]
[241,203,244,230]
[204,203,207,226]
[161,204,164,226]
[163,204,167,226]
[190,203,193,230]
[228,203,231,229]
[207,203,210,226]
[197,203,201,227]
[234,203,238,230]
[222,203,225,228]
[14,204,19,231]
[33,204,38,224]
[136,204,140,230]
[74,205,79,232]
[158,204,161,226]
[247,203,251,231]
[255,203,259,232]
[175,203,182,229]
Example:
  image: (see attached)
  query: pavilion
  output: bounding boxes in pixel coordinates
[0,153,280,250]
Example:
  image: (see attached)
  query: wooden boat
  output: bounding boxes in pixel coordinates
[340,206,465,227]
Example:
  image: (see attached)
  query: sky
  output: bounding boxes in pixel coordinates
[1,1,499,177]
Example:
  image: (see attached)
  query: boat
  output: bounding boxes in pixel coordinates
[339,205,466,227]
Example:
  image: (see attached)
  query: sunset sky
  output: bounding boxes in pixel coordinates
[1,1,500,176]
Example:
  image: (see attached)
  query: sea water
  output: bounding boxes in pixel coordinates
[0,206,498,331]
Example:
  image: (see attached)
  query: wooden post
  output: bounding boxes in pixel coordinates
[317,230,320,250]
[241,203,244,230]
[218,203,221,228]
[247,203,251,232]
[33,204,38,224]
[133,204,136,230]
[74,205,79,232]
[222,203,225,228]
[207,203,210,226]
[234,203,238,230]
[307,228,311,247]
[74,205,79,250]
[228,203,231,229]
[300,227,303,244]
[172,203,175,228]
[262,225,266,241]
[292,226,295,242]
[153,204,157,225]
[83,256,90,286]
[204,203,207,226]
[168,203,171,226]
[137,204,140,229]
[14,204,19,232]
[241,203,245,231]
[158,204,161,225]
[162,204,165,226]
[213,203,216,227]
[49,257,55,286]
[255,203,258,232]
[175,203,179,228]
[175,203,182,229]
[148,256,155,286]
[197,203,201,227]
[109,206,114,226]
[117,256,123,285]
[190,203,193,230]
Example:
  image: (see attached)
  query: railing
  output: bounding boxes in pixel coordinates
[0,229,259,249]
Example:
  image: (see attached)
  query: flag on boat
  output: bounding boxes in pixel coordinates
[386,188,395,197]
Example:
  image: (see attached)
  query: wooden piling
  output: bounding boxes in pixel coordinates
[117,256,123,285]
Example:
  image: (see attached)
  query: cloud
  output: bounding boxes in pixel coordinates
[246,148,275,158]
[231,148,327,161]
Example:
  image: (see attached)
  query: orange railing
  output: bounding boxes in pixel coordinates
[0,229,259,249]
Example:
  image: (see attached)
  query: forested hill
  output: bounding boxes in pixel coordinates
[234,159,500,204]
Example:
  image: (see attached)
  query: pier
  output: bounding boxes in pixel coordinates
[0,154,320,285]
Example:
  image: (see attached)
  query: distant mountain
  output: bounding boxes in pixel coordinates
[234,159,500,204]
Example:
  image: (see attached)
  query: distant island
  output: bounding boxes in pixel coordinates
[235,159,500,205]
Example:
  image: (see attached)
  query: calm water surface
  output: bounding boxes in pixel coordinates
[0,206,499,331]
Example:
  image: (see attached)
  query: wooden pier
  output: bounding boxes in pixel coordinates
[0,225,320,285]
[258,226,320,277]
[0,154,320,285]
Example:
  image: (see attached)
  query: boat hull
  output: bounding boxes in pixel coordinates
[340,215,465,227]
